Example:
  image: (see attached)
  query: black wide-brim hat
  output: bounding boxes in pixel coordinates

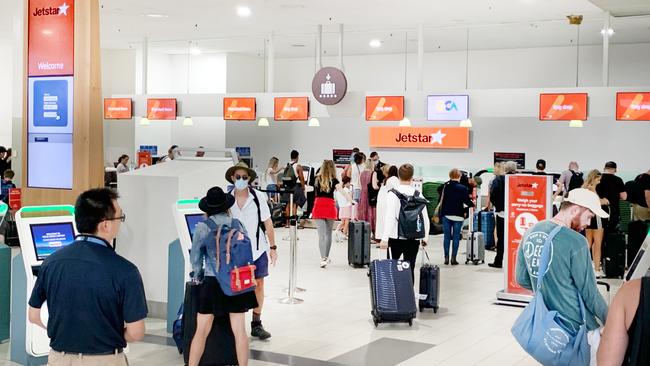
[198,186,235,215]
[225,162,257,184]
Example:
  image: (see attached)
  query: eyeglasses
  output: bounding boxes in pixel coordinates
[235,174,249,181]
[105,213,126,223]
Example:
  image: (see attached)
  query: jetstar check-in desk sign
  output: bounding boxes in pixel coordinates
[369,127,470,149]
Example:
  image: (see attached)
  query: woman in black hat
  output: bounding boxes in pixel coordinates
[189,187,257,366]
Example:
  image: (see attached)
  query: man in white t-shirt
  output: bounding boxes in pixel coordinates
[226,162,278,340]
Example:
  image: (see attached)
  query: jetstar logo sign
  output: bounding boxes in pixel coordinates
[28,0,75,76]
[32,2,69,16]
[369,127,469,149]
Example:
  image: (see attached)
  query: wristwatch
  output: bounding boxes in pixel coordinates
[270,245,278,250]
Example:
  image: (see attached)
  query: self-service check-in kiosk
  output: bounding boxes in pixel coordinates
[166,199,204,331]
[0,202,10,342]
[10,205,77,365]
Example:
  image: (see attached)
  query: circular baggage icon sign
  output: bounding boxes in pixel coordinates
[312,67,347,105]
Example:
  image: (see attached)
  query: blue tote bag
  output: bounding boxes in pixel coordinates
[511,225,590,366]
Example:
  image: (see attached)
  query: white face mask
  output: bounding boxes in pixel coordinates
[235,178,248,191]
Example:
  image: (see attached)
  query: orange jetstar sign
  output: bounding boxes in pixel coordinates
[29,0,75,76]
[369,127,470,149]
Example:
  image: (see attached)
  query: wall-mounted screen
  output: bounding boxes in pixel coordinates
[104,98,132,119]
[185,214,204,241]
[30,222,76,261]
[365,96,404,121]
[427,95,469,121]
[274,97,309,121]
[539,93,588,121]
[224,97,256,120]
[616,92,650,121]
[147,98,177,120]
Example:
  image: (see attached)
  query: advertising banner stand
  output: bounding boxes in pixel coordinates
[495,174,553,307]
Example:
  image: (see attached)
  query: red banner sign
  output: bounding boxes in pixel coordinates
[8,188,22,210]
[616,92,650,121]
[28,0,75,76]
[505,174,553,296]
[104,98,132,119]
[147,99,177,120]
[137,151,152,169]
[539,93,588,121]
[223,98,256,120]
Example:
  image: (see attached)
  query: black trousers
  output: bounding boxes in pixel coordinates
[388,238,419,281]
[494,216,505,266]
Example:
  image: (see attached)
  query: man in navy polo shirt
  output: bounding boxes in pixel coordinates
[28,188,148,366]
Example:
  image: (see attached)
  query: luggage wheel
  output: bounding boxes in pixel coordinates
[473,260,479,265]
[433,307,439,314]
[373,317,379,327]
[408,319,413,327]
[418,305,423,313]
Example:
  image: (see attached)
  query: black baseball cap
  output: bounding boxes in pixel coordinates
[605,161,617,169]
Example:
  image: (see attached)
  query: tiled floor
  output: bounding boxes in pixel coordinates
[0,228,621,365]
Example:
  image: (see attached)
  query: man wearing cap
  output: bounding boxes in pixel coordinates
[597,161,627,232]
[516,188,609,365]
[225,162,277,340]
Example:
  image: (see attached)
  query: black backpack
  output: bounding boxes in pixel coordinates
[567,170,584,193]
[281,163,297,189]
[390,189,429,240]
[625,175,648,208]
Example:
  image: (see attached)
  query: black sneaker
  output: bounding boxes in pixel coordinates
[488,263,502,269]
[251,321,271,340]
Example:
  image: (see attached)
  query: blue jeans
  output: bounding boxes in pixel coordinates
[442,216,463,258]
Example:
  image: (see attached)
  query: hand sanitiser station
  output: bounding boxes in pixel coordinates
[10,205,77,365]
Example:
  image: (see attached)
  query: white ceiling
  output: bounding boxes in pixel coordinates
[95,0,649,57]
[588,0,650,17]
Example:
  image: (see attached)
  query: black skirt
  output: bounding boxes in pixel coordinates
[197,276,258,316]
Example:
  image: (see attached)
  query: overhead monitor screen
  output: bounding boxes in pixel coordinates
[427,95,469,121]
[224,97,256,120]
[539,93,588,121]
[104,98,133,119]
[365,96,404,121]
[616,92,650,121]
[30,222,76,261]
[185,214,205,241]
[147,98,177,120]
[274,97,309,121]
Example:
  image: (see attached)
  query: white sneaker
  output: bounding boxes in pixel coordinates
[320,258,330,268]
[595,270,605,278]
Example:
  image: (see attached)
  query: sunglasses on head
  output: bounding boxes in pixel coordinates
[235,174,249,181]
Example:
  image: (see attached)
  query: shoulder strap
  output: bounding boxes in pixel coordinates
[536,225,564,291]
[203,217,218,231]
[249,186,264,250]
[390,188,405,200]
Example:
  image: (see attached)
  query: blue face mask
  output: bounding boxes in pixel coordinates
[234,178,248,191]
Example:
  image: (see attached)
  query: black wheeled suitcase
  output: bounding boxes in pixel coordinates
[348,221,371,267]
[182,282,238,366]
[603,231,626,279]
[368,252,417,327]
[628,221,649,267]
[418,250,440,313]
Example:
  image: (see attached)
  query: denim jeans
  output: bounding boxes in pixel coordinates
[442,216,463,258]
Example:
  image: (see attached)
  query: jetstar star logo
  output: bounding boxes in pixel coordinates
[33,2,69,16]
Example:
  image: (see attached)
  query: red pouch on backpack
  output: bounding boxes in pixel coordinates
[230,264,257,293]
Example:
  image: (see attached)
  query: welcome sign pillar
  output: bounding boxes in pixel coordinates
[22,0,103,206]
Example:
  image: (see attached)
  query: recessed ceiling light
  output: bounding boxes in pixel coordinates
[600,27,614,36]
[42,29,53,35]
[237,6,252,17]
[369,39,382,48]
[145,14,168,18]
[291,44,306,48]
[190,47,201,55]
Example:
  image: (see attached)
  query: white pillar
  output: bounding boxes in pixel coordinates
[338,24,344,71]
[315,25,323,71]
[602,12,610,86]
[267,32,275,93]
[142,37,148,94]
[417,24,424,91]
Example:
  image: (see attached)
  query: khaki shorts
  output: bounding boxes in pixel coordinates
[48,350,129,366]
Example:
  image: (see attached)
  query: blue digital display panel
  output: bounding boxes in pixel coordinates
[30,222,76,261]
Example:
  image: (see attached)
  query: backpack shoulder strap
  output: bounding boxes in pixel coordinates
[249,186,264,250]
[203,217,218,231]
[389,188,405,200]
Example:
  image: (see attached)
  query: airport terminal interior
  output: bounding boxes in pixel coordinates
[1,0,650,365]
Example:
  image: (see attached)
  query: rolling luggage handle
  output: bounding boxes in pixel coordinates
[420,247,431,266]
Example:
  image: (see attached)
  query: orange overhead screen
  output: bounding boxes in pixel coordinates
[223,97,256,120]
[369,127,470,149]
[539,93,588,121]
[103,98,132,119]
[29,0,75,76]
[147,98,177,120]
[616,92,650,121]
[366,96,404,121]
[274,97,309,121]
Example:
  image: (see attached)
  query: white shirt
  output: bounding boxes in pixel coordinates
[335,187,353,208]
[351,164,363,189]
[116,163,129,174]
[382,183,430,242]
[229,189,271,260]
